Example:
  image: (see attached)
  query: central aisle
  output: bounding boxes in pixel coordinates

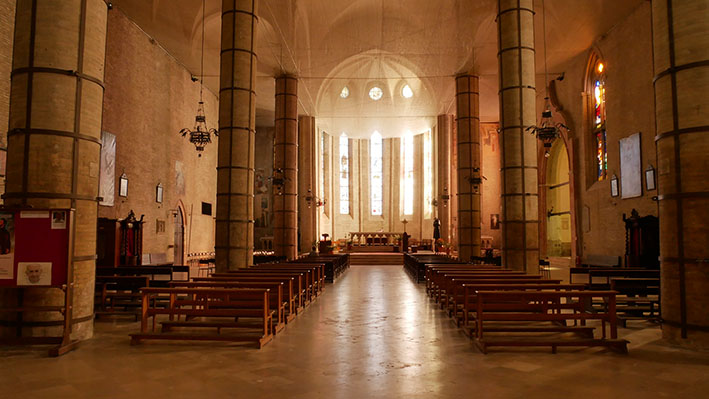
[3,266,706,399]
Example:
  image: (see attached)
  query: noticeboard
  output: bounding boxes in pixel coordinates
[0,209,72,287]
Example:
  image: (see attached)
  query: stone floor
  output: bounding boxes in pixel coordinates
[2,265,708,399]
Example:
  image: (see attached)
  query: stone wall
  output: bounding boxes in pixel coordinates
[0,0,16,197]
[550,2,657,263]
[99,9,217,262]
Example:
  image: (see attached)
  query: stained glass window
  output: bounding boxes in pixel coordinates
[593,62,607,181]
[370,131,383,216]
[339,133,350,214]
[423,131,433,219]
[403,134,414,216]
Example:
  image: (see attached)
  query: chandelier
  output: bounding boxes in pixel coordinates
[180,0,217,156]
[526,0,568,157]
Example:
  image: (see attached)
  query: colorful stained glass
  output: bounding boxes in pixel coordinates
[593,67,607,181]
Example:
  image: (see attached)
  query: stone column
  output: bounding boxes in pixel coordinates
[273,75,298,260]
[652,0,709,348]
[216,0,258,270]
[298,115,317,254]
[2,0,108,340]
[437,114,453,244]
[497,0,539,273]
[456,75,482,262]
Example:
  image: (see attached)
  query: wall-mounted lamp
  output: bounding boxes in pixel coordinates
[156,182,163,203]
[440,186,450,208]
[610,174,619,197]
[305,188,326,209]
[645,165,656,191]
[270,168,289,196]
[119,173,128,197]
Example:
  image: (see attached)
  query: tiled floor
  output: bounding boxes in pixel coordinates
[1,265,708,398]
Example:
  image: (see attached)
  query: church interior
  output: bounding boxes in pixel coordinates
[1,0,708,397]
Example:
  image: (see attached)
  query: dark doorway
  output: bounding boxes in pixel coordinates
[174,207,185,265]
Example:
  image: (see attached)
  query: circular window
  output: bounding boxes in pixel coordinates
[369,86,383,101]
[401,84,413,98]
[340,86,350,99]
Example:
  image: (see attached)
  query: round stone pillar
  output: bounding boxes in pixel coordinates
[2,0,108,340]
[216,0,258,270]
[273,75,298,260]
[437,114,453,244]
[298,115,317,255]
[652,0,709,348]
[497,0,539,273]
[455,76,482,262]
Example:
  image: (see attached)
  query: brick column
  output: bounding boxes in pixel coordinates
[652,0,709,348]
[2,0,108,340]
[437,114,453,244]
[298,115,317,254]
[497,0,539,273]
[216,0,258,270]
[273,75,298,260]
[455,76,482,262]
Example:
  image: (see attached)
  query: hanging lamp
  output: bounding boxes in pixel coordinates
[180,0,218,156]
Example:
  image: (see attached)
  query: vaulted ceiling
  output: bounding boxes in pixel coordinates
[111,0,644,137]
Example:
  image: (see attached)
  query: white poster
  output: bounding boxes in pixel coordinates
[51,211,67,229]
[100,131,116,206]
[17,262,53,286]
[620,132,642,199]
[0,258,12,280]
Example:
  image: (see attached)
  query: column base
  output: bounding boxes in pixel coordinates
[663,324,709,351]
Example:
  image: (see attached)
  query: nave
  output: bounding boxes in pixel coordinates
[2,265,708,398]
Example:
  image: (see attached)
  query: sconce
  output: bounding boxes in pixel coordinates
[465,168,483,193]
[645,165,656,191]
[610,174,619,197]
[305,188,326,209]
[441,186,450,207]
[119,172,128,197]
[270,168,289,196]
[156,182,163,203]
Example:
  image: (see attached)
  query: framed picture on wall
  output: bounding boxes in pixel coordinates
[490,214,500,230]
[611,175,619,197]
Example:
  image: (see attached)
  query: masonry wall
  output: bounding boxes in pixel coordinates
[550,2,657,263]
[99,9,217,262]
[0,0,16,197]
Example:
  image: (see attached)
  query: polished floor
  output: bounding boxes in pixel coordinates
[2,265,709,399]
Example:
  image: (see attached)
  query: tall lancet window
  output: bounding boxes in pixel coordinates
[593,61,607,181]
[423,130,433,219]
[370,131,383,216]
[320,132,329,216]
[403,133,414,216]
[339,133,350,214]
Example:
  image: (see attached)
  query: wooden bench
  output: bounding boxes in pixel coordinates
[130,287,274,348]
[473,290,628,354]
[194,274,303,317]
[169,281,287,333]
[459,283,586,331]
[435,274,546,308]
[404,254,464,282]
[212,269,315,305]
[292,254,349,282]
[251,263,325,297]
[94,275,150,319]
[96,266,182,287]
[610,278,660,327]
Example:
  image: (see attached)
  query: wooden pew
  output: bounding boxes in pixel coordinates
[169,281,287,333]
[213,269,315,305]
[436,274,547,308]
[459,283,586,331]
[194,275,302,317]
[473,290,629,354]
[130,287,275,348]
[96,266,181,287]
[94,276,150,320]
[404,254,464,282]
[292,254,349,282]
[251,263,325,297]
[610,278,661,327]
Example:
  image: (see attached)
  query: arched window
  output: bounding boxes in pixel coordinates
[339,133,350,214]
[403,133,414,216]
[370,131,383,216]
[592,60,607,181]
[320,132,329,216]
[423,130,433,219]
